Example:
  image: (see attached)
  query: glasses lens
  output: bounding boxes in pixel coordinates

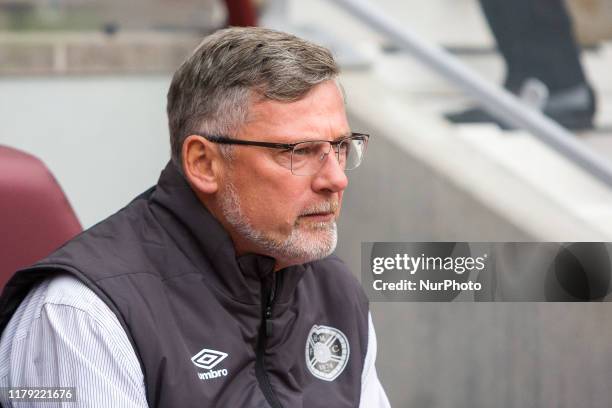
[291,141,331,176]
[290,136,368,176]
[343,137,367,170]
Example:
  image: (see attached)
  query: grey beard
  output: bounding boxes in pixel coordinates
[219,181,338,264]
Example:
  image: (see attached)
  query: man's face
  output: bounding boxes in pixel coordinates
[216,80,350,267]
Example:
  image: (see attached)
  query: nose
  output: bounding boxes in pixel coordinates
[311,150,348,193]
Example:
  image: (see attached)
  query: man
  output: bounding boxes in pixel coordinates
[0,27,390,407]
[446,0,596,130]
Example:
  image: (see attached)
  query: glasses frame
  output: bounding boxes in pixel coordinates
[191,132,370,175]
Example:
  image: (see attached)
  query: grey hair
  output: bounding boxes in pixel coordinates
[166,26,340,167]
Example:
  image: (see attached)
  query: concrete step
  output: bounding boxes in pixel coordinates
[455,124,612,236]
[339,69,612,243]
[0,31,204,75]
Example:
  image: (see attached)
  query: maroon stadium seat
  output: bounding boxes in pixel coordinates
[0,146,81,292]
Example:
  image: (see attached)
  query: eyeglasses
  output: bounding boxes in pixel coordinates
[193,132,369,176]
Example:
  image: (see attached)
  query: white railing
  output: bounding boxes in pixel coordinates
[329,0,612,188]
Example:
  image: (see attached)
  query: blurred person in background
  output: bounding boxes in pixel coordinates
[446,0,597,130]
[0,27,390,408]
[224,0,257,26]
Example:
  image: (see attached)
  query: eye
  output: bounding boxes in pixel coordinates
[293,146,313,156]
[276,148,293,161]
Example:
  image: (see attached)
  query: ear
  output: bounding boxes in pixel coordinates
[182,135,222,194]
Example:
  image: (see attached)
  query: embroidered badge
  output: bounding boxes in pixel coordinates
[305,325,350,381]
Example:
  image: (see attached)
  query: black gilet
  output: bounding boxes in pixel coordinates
[0,162,369,408]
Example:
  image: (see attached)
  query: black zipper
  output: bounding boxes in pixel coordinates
[256,270,284,408]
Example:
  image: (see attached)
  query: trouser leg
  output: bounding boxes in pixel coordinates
[479,0,587,92]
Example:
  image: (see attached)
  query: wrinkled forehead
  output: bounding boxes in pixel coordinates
[240,81,350,143]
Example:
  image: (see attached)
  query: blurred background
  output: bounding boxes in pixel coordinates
[2,0,612,406]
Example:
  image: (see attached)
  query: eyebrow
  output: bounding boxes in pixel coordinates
[332,131,353,142]
[271,131,353,144]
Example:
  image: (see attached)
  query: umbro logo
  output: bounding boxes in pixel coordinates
[191,348,229,381]
[192,348,228,369]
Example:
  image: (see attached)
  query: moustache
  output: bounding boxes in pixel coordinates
[300,201,339,216]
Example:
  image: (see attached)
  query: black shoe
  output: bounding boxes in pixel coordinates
[543,84,596,130]
[444,82,596,131]
[445,107,500,124]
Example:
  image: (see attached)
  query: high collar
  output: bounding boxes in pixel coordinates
[148,162,306,305]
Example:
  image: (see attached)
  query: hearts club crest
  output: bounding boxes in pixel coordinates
[305,324,350,381]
